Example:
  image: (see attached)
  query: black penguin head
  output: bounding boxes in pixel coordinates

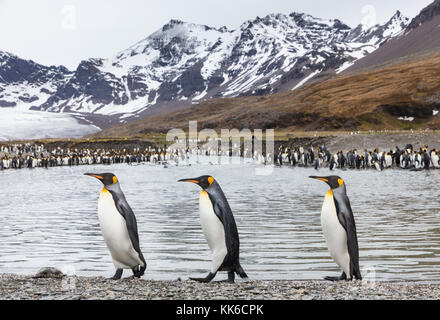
[178,175,215,190]
[84,173,118,186]
[309,175,344,189]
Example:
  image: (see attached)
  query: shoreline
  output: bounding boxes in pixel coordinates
[1,274,440,300]
[1,132,440,156]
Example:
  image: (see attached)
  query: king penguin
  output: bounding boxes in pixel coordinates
[309,176,362,281]
[179,175,248,283]
[84,173,146,280]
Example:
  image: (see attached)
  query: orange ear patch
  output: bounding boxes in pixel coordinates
[208,177,214,185]
[338,178,344,187]
[112,176,118,184]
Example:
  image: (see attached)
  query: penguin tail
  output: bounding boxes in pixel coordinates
[137,252,147,277]
[139,263,146,277]
[236,265,248,279]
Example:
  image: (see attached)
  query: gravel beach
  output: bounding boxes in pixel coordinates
[1,274,439,300]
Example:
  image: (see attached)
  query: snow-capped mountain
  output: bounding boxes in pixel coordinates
[0,11,410,128]
[0,51,71,109]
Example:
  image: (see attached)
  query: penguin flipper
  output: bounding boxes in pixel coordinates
[109,191,146,266]
[212,199,240,266]
[332,193,361,280]
[236,264,248,279]
[114,199,141,251]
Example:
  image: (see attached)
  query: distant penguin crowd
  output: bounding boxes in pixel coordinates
[0,143,173,170]
[274,144,440,171]
[1,142,439,172]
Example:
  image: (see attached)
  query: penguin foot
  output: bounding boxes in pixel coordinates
[110,269,123,280]
[189,277,213,283]
[324,276,343,282]
[215,279,235,284]
[215,272,235,284]
[189,272,216,283]
[324,272,347,282]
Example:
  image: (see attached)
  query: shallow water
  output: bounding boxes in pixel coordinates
[1,159,439,282]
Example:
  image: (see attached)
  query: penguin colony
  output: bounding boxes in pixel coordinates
[275,144,440,171]
[1,142,439,171]
[0,144,170,170]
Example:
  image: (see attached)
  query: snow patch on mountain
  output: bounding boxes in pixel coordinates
[292,69,321,90]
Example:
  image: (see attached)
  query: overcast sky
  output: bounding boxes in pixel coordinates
[0,0,433,69]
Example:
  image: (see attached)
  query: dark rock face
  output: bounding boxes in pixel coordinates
[379,104,437,119]
[179,65,205,98]
[126,74,149,99]
[19,95,39,103]
[157,81,180,102]
[0,100,16,107]
[0,52,70,86]
[43,59,129,107]
[408,0,440,30]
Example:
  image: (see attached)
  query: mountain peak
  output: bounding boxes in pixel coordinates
[393,10,402,18]
[332,19,351,31]
[387,10,408,23]
[384,10,409,26]
[162,19,188,32]
[0,51,12,61]
[158,18,228,35]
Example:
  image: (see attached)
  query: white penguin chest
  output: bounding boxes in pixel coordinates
[385,155,392,166]
[99,190,123,229]
[98,189,141,268]
[320,191,350,274]
[199,191,226,252]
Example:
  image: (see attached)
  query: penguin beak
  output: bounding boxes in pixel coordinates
[178,178,199,184]
[84,173,104,180]
[309,176,328,183]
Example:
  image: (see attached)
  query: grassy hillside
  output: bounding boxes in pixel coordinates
[90,52,440,138]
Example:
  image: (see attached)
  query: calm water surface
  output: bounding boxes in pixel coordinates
[1,160,439,282]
